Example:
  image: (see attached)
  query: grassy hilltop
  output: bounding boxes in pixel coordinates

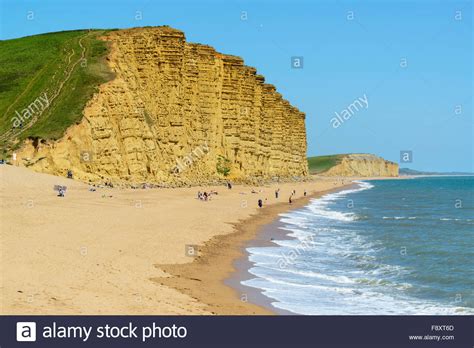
[0,30,114,156]
[308,154,399,177]
[307,155,344,174]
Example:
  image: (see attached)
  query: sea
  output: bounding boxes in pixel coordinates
[242,176,474,315]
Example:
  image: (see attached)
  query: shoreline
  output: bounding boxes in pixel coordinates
[155,183,354,315]
[225,183,358,315]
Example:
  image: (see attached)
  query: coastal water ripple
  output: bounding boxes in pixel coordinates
[242,177,474,315]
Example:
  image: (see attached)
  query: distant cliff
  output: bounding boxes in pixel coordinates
[16,27,308,185]
[308,154,399,177]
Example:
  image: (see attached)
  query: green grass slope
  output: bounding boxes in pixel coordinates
[0,29,114,156]
[307,154,344,174]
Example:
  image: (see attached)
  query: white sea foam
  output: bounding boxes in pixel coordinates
[296,181,375,223]
[245,271,357,294]
[383,216,417,220]
[256,264,356,284]
[243,271,474,315]
[307,206,355,221]
[247,249,282,259]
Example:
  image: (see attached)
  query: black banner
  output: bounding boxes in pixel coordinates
[2,315,473,347]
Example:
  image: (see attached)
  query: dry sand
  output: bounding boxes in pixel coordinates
[0,165,353,315]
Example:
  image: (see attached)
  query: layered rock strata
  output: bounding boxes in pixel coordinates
[17,27,308,185]
[323,154,399,177]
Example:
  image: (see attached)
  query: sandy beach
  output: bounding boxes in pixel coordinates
[0,165,355,315]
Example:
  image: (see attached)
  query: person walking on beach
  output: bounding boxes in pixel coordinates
[275,189,280,199]
[304,189,307,197]
[289,195,293,204]
[258,199,263,208]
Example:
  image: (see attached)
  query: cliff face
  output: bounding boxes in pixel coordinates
[323,154,398,177]
[16,27,308,185]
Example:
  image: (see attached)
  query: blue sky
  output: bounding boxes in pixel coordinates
[1,0,472,171]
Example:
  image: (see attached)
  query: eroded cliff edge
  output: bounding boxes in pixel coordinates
[16,27,308,185]
[323,154,399,177]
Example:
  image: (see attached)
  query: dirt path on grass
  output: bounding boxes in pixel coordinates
[0,33,90,149]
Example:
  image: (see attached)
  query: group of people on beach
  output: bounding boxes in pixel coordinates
[194,179,310,207]
[256,187,307,207]
[197,190,218,201]
[286,189,306,204]
[197,181,233,201]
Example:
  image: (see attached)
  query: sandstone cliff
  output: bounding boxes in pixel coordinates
[16,27,308,185]
[322,154,398,177]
